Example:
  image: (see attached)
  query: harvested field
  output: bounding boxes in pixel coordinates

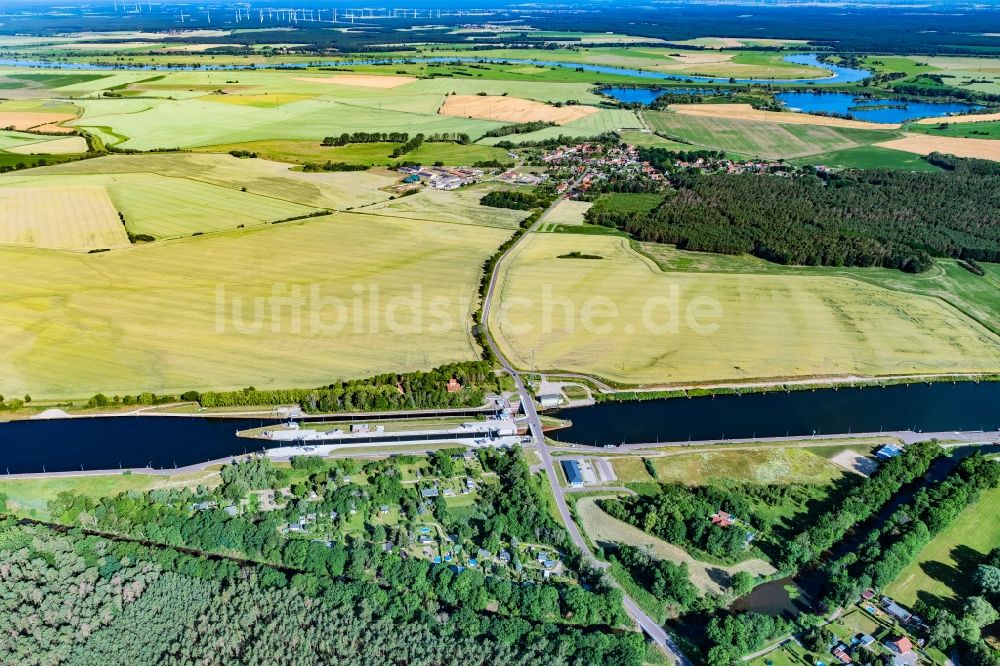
[439,94,598,125]
[915,111,1000,125]
[0,211,510,399]
[293,74,416,88]
[0,185,129,251]
[877,134,1000,161]
[489,233,1000,385]
[0,111,76,132]
[576,496,776,595]
[669,104,899,130]
[5,135,87,154]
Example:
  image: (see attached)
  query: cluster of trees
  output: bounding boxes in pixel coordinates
[820,452,1000,606]
[425,132,472,144]
[322,131,411,146]
[195,361,500,412]
[0,521,645,665]
[598,484,763,562]
[608,544,700,615]
[391,133,425,158]
[480,190,550,211]
[703,612,792,666]
[779,441,941,569]
[492,132,620,151]
[301,161,369,172]
[476,447,570,550]
[593,164,1000,272]
[483,121,557,138]
[85,391,179,408]
[637,146,725,171]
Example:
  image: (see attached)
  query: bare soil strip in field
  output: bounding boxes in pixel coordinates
[293,74,417,88]
[0,112,76,132]
[670,103,900,130]
[877,134,1000,161]
[576,496,776,596]
[439,94,599,125]
[915,111,1000,125]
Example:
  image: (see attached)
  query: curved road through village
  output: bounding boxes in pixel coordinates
[480,188,692,666]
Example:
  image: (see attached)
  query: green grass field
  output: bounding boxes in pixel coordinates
[787,144,940,170]
[908,119,1000,139]
[885,484,1000,611]
[650,448,845,486]
[489,233,1000,386]
[642,109,900,159]
[0,208,511,399]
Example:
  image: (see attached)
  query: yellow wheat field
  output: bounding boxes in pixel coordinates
[439,94,599,125]
[0,185,129,251]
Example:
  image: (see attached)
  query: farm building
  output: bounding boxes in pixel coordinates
[561,460,583,487]
[402,174,420,183]
[710,510,735,527]
[831,645,852,664]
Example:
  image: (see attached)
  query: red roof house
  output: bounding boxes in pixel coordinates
[885,637,913,655]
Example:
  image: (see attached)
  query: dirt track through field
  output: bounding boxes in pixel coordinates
[439,94,599,125]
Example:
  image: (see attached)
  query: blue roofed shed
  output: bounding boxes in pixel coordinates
[560,460,583,487]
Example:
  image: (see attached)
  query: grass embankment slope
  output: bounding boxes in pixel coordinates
[489,233,1000,386]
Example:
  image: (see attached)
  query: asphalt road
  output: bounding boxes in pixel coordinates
[479,185,691,665]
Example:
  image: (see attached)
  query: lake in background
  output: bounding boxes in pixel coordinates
[775,90,981,123]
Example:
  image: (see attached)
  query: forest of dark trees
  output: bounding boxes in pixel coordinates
[0,520,645,665]
[587,156,1000,273]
